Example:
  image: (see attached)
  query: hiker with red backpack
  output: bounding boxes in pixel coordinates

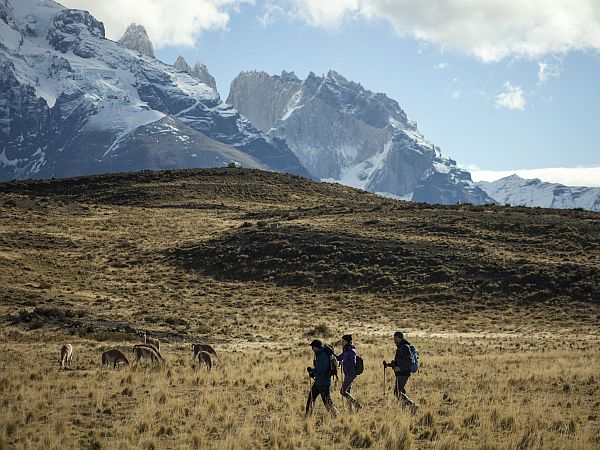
[305,339,339,417]
[336,334,363,411]
[383,331,419,411]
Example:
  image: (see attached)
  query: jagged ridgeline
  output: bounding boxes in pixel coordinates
[227,70,495,205]
[173,56,217,93]
[0,0,310,181]
[477,175,600,212]
[1,0,597,211]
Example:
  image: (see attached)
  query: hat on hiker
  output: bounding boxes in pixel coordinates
[342,334,352,343]
[310,339,323,348]
[394,331,404,339]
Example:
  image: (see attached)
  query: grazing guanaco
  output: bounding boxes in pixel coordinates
[143,332,160,351]
[196,351,212,371]
[60,344,73,369]
[133,344,164,366]
[191,343,220,362]
[101,349,129,369]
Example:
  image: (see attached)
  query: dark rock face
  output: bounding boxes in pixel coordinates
[135,68,198,114]
[0,61,51,180]
[47,9,105,58]
[61,117,267,177]
[365,132,435,196]
[0,0,13,25]
[413,168,495,205]
[0,0,310,181]
[228,70,494,205]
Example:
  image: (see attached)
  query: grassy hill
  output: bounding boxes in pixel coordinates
[0,168,599,449]
[1,168,598,340]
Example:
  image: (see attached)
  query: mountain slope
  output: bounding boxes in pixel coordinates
[0,0,309,181]
[228,70,494,205]
[477,175,600,212]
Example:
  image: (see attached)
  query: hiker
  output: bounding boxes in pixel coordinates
[305,339,339,417]
[383,331,418,410]
[336,334,363,411]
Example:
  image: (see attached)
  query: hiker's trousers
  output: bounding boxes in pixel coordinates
[306,383,335,413]
[394,375,409,396]
[340,374,356,397]
[394,375,415,405]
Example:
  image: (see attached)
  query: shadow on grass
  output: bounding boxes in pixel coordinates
[165,225,599,306]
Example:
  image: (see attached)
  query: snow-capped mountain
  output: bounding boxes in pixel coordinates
[477,175,600,212]
[0,0,309,181]
[228,70,494,205]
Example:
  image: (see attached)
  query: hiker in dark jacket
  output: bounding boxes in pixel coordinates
[305,339,339,417]
[336,334,363,411]
[383,331,418,410]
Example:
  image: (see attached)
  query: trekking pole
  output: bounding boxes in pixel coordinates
[383,365,386,396]
[340,361,345,409]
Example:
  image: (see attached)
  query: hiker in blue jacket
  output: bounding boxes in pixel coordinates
[383,331,418,410]
[305,339,339,417]
[336,334,363,411]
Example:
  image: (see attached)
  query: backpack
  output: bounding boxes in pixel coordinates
[355,355,364,376]
[407,343,419,373]
[323,345,339,378]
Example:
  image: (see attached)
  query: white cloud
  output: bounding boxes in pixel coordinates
[471,167,600,187]
[495,82,526,110]
[537,59,562,85]
[290,0,600,62]
[291,0,359,29]
[60,0,251,47]
[258,2,285,27]
[458,163,481,172]
[435,62,448,70]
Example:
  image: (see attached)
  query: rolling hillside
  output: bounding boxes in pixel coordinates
[1,168,598,341]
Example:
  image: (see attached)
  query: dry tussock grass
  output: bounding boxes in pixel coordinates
[0,333,598,449]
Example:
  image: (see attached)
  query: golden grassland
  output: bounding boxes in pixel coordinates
[0,168,599,448]
[0,334,598,449]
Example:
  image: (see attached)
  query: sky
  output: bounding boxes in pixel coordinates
[61,0,600,186]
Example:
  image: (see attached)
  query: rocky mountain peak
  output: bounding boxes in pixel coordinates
[172,56,217,92]
[326,69,343,81]
[47,9,106,58]
[280,70,299,82]
[228,69,495,205]
[0,1,310,182]
[192,61,217,92]
[118,23,154,58]
[173,55,192,74]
